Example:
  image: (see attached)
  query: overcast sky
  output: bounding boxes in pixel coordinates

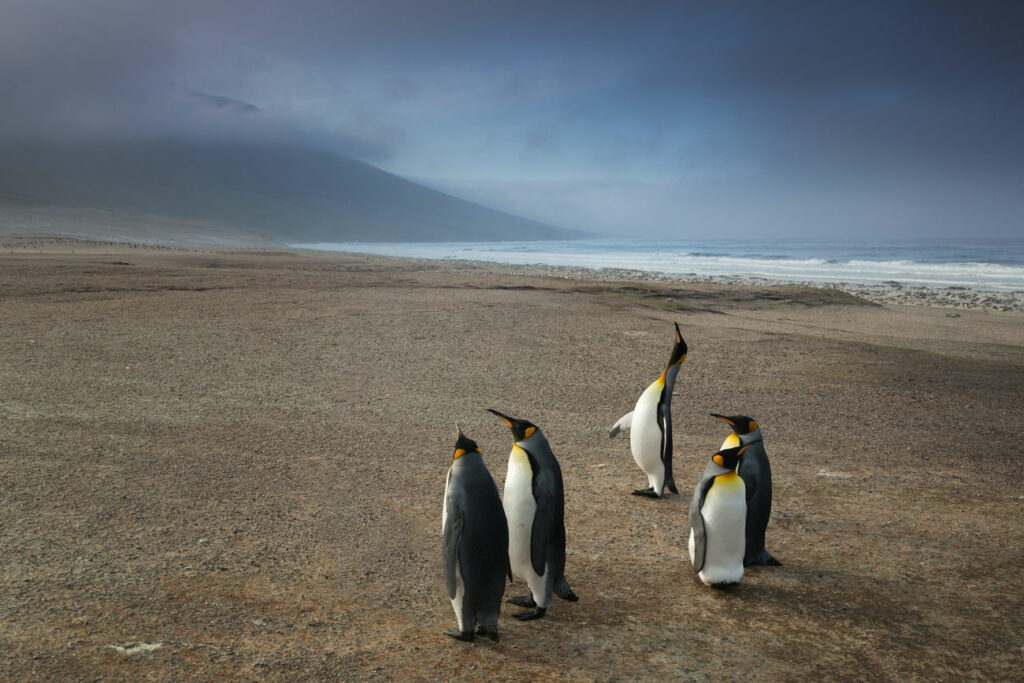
[2,1,1022,239]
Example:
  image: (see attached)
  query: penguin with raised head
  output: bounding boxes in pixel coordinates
[710,414,780,566]
[488,408,578,620]
[442,426,510,642]
[688,443,751,586]
[609,323,688,497]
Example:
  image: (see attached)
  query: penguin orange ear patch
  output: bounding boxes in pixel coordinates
[749,420,759,432]
[524,426,536,438]
[453,448,466,460]
[713,454,724,467]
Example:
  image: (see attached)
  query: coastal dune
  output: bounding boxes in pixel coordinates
[1,243,1022,679]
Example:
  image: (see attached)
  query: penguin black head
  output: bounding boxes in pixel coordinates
[487,408,537,442]
[712,443,750,470]
[666,322,688,367]
[452,424,480,461]
[710,413,759,435]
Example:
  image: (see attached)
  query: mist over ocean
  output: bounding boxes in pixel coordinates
[293,238,1024,292]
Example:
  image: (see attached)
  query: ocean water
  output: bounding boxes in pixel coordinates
[292,238,1024,292]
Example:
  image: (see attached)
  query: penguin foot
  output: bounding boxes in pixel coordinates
[513,607,547,621]
[745,551,782,567]
[631,487,661,498]
[445,628,475,642]
[667,481,679,494]
[554,577,578,602]
[710,581,740,591]
[507,595,536,608]
[475,626,499,643]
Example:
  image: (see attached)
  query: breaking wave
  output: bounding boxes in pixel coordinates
[292,239,1024,291]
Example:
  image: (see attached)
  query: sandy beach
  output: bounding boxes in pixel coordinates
[2,241,1022,680]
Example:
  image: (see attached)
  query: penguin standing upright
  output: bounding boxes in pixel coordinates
[488,409,578,620]
[609,323,688,497]
[711,414,780,566]
[442,426,510,642]
[688,443,751,586]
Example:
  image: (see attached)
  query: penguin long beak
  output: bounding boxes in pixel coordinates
[486,408,514,429]
[710,413,736,427]
[487,408,536,442]
[668,323,687,366]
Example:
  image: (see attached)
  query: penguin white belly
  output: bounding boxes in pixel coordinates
[630,381,664,488]
[442,467,467,629]
[697,473,746,586]
[441,468,451,532]
[503,447,538,582]
[449,558,466,631]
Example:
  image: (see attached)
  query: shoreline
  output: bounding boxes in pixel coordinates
[293,248,1024,312]
[2,233,1022,311]
[430,259,1024,312]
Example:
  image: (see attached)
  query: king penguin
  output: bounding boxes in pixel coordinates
[442,426,510,642]
[609,322,688,497]
[488,408,578,620]
[711,414,781,566]
[688,443,751,587]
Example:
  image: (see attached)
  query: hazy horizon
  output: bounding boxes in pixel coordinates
[2,1,1022,240]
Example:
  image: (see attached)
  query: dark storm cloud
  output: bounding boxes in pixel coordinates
[0,0,416,158]
[1,0,1021,237]
[629,2,1024,173]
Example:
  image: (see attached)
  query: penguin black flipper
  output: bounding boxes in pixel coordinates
[658,400,678,494]
[689,475,715,573]
[743,471,757,503]
[527,449,556,578]
[735,438,779,566]
[442,505,463,600]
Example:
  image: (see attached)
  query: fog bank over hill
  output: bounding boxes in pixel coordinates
[0,192,281,248]
[2,3,1021,240]
[0,138,576,244]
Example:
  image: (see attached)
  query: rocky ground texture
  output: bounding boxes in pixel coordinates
[1,243,1022,680]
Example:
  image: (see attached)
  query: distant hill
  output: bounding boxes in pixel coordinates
[0,138,577,244]
[0,191,281,248]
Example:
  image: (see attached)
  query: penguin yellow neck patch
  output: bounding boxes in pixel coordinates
[716,470,743,486]
[511,444,531,469]
[453,448,477,461]
[724,433,741,448]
